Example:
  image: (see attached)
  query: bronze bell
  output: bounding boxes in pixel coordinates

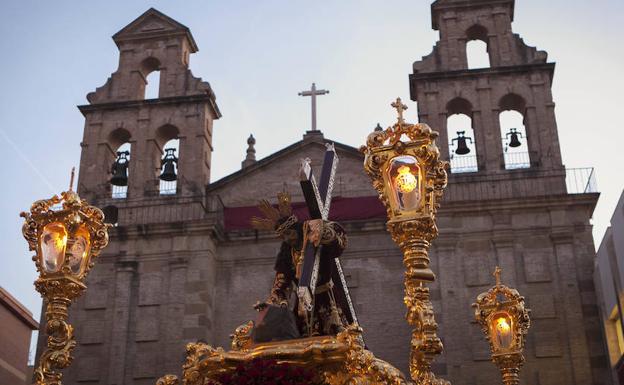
[451,131,473,155]
[506,128,523,148]
[110,151,130,186]
[159,148,178,181]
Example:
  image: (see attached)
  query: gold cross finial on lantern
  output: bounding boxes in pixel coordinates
[69,167,75,191]
[391,97,408,124]
[474,265,530,385]
[20,178,110,385]
[494,266,502,286]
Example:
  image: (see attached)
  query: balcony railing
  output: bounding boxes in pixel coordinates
[112,185,127,199]
[449,155,478,174]
[504,152,531,170]
[443,166,597,202]
[566,167,597,194]
[159,180,177,195]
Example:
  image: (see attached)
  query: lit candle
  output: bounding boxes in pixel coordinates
[494,316,513,349]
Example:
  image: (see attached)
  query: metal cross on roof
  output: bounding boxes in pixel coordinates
[299,83,329,132]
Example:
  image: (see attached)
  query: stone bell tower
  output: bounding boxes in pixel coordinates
[408,1,609,384]
[55,9,223,384]
[411,0,563,177]
[77,8,220,200]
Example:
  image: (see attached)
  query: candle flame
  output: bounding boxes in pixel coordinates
[395,166,417,193]
[496,317,511,332]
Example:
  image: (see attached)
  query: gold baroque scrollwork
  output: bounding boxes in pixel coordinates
[21,186,110,385]
[172,324,407,385]
[361,98,449,385]
[332,325,408,385]
[473,268,530,385]
[33,301,75,385]
[230,320,254,351]
[155,374,179,385]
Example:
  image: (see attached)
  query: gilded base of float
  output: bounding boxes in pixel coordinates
[157,323,408,385]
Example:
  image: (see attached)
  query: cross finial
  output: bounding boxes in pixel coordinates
[391,97,408,124]
[69,167,75,191]
[299,82,329,132]
[493,266,502,286]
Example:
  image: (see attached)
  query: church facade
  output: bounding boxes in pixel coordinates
[38,1,609,384]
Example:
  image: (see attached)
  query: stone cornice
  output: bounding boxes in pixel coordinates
[410,63,555,100]
[440,192,599,215]
[106,218,221,242]
[78,94,221,119]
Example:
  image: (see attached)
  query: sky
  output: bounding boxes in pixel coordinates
[1,0,623,361]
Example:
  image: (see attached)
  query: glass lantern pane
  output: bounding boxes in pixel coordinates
[40,222,67,273]
[68,226,91,275]
[491,313,514,350]
[386,155,421,211]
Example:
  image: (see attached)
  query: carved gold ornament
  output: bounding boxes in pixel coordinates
[20,169,109,385]
[156,324,407,385]
[473,267,531,385]
[361,98,449,385]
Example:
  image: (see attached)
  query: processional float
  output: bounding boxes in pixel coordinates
[22,100,530,385]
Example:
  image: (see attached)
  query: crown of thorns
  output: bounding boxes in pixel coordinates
[250,191,298,236]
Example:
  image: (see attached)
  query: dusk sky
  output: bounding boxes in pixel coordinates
[1,0,623,360]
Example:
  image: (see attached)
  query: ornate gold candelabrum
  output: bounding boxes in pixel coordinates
[20,170,109,385]
[361,98,449,385]
[473,267,530,385]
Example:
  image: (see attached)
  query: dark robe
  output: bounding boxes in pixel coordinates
[252,221,348,342]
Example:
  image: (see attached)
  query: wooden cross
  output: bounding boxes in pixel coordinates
[298,144,358,326]
[299,83,329,132]
[391,97,408,124]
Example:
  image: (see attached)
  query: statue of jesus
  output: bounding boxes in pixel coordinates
[250,191,350,342]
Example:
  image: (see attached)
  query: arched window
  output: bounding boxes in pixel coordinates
[159,138,179,195]
[466,25,490,69]
[111,142,131,199]
[446,98,478,173]
[499,94,530,169]
[156,124,180,195]
[145,70,160,99]
[108,128,132,199]
[141,57,161,100]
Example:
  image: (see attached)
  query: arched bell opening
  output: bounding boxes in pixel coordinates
[157,124,180,195]
[446,97,478,173]
[110,142,131,199]
[107,128,132,199]
[499,93,530,170]
[465,25,490,69]
[102,205,119,227]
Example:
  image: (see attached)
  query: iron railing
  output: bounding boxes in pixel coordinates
[159,180,177,195]
[449,155,478,173]
[111,185,127,199]
[504,152,531,170]
[566,167,597,194]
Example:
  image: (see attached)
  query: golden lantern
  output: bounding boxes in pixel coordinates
[473,267,531,385]
[361,98,449,384]
[20,169,109,385]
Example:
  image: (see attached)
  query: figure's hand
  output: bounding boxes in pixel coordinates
[306,219,323,247]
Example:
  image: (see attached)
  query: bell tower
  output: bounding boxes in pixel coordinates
[77,8,220,201]
[406,2,607,384]
[411,0,563,179]
[58,9,223,384]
